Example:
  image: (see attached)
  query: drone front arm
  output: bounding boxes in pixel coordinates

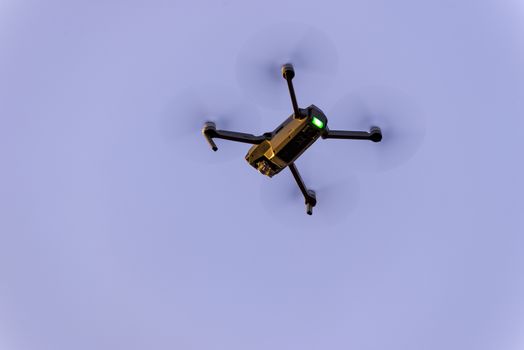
[202,122,266,151]
[281,64,303,119]
[288,162,317,215]
[322,126,382,142]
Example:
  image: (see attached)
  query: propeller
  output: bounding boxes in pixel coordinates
[317,86,426,172]
[162,85,262,163]
[259,166,361,225]
[236,22,339,110]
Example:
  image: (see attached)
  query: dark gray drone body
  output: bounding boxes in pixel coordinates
[245,105,327,177]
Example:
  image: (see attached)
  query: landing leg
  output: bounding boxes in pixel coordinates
[322,126,382,142]
[281,63,304,119]
[202,121,267,151]
[288,162,317,215]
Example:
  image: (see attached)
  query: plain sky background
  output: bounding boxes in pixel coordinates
[1,0,523,349]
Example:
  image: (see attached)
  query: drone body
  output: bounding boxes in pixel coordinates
[245,105,327,177]
[202,64,382,215]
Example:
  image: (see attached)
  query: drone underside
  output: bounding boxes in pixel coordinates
[202,63,382,215]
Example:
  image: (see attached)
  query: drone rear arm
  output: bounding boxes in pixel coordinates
[289,162,317,215]
[202,122,266,151]
[322,126,382,142]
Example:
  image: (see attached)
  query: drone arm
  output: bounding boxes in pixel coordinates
[288,162,317,215]
[281,64,302,119]
[322,126,382,142]
[202,122,266,151]
[211,129,266,144]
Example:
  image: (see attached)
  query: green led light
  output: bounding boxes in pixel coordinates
[311,116,324,129]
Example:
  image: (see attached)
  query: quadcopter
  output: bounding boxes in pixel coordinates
[202,63,382,215]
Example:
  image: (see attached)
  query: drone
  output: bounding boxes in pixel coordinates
[202,63,382,215]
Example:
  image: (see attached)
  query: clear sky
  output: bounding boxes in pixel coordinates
[1,0,523,349]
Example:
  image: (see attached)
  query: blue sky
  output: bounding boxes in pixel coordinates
[1,1,523,349]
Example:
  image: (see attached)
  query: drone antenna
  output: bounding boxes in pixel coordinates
[281,63,303,119]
